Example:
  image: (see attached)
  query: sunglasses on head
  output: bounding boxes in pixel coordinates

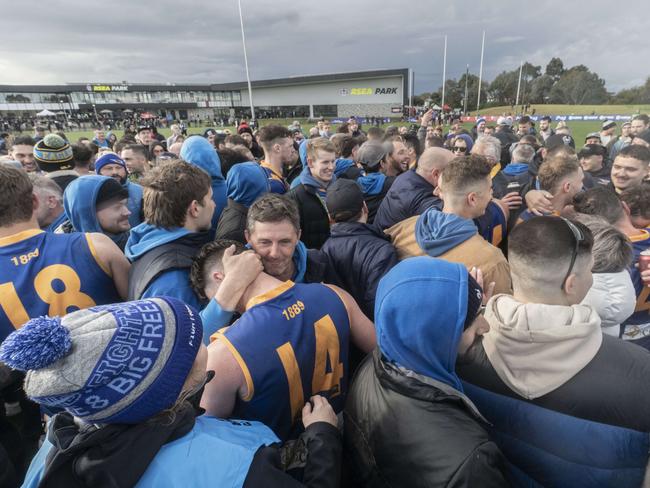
[559,217,585,290]
[452,146,467,153]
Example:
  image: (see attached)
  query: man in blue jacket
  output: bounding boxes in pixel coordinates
[95,153,143,228]
[374,147,454,230]
[322,178,398,319]
[180,135,227,229]
[126,160,215,310]
[457,216,650,487]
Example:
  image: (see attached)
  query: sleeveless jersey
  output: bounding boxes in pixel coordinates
[220,280,350,440]
[0,229,121,342]
[622,229,650,339]
[475,201,507,247]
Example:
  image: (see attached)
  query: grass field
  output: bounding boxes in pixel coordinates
[477,104,650,116]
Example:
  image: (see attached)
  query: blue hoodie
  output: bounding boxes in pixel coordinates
[199,241,310,343]
[125,223,202,310]
[375,257,468,392]
[63,175,129,248]
[125,180,143,228]
[357,172,387,196]
[290,140,310,189]
[334,158,356,177]
[180,136,227,228]
[226,162,269,207]
[415,207,477,257]
[502,163,529,176]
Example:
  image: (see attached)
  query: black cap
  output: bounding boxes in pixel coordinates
[96,178,129,208]
[137,125,152,133]
[545,133,575,150]
[357,141,388,170]
[578,144,607,159]
[325,178,365,222]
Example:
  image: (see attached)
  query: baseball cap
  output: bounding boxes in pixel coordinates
[137,125,152,133]
[585,132,601,142]
[326,178,365,222]
[496,116,513,127]
[545,133,575,150]
[357,141,388,170]
[602,120,617,130]
[578,144,607,159]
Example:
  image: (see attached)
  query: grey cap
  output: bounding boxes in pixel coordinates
[357,141,388,170]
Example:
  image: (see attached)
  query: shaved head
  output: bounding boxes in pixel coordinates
[417,147,454,173]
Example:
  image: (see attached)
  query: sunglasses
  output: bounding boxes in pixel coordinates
[452,146,467,153]
[559,217,584,289]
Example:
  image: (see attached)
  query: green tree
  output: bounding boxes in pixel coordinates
[545,57,565,81]
[489,70,519,105]
[527,75,555,104]
[611,77,650,104]
[549,68,609,104]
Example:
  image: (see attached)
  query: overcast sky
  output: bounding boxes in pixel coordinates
[1,0,647,94]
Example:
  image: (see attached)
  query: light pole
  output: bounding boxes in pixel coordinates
[238,0,255,121]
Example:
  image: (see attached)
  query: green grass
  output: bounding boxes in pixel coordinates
[477,104,650,116]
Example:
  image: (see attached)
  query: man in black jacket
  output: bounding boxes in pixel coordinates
[373,147,453,230]
[344,257,508,487]
[288,137,336,249]
[322,179,398,319]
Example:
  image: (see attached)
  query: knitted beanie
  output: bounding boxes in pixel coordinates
[33,134,74,172]
[95,153,127,175]
[0,298,202,424]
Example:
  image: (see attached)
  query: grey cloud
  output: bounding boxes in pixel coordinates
[0,0,647,93]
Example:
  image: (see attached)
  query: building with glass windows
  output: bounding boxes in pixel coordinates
[0,68,409,121]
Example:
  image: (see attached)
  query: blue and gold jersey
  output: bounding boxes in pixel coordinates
[475,201,507,247]
[622,229,650,339]
[260,161,289,195]
[219,280,350,440]
[0,229,121,342]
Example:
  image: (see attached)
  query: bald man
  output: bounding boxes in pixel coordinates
[373,147,455,230]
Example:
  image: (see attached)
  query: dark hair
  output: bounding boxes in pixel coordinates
[72,143,93,167]
[11,136,35,148]
[572,186,625,223]
[509,216,593,274]
[402,133,422,158]
[337,122,350,134]
[258,125,292,150]
[519,115,532,125]
[246,194,300,234]
[617,144,650,164]
[425,135,445,148]
[141,160,211,228]
[545,144,577,160]
[0,166,34,226]
[632,114,650,125]
[537,155,581,193]
[224,134,246,147]
[121,144,148,159]
[218,148,250,178]
[366,127,384,140]
[440,154,492,193]
[620,183,650,218]
[190,240,245,299]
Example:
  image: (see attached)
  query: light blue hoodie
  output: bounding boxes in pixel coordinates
[375,257,469,392]
[125,223,202,310]
[200,241,310,344]
[226,162,269,207]
[415,207,477,257]
[290,139,310,189]
[63,175,129,249]
[180,136,227,228]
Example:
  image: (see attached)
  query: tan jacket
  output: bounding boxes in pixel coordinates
[385,216,513,295]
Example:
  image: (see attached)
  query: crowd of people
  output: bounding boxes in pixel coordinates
[0,110,649,487]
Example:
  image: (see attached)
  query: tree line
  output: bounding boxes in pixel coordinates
[414,57,650,108]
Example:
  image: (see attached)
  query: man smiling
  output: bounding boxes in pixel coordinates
[288,137,337,249]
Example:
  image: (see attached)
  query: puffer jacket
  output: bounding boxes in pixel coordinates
[344,352,509,488]
[582,270,636,337]
[320,222,398,319]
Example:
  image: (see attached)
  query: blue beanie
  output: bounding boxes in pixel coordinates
[0,298,202,424]
[95,153,127,175]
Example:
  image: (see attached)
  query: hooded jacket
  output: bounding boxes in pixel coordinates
[320,222,398,319]
[288,172,331,250]
[344,258,509,487]
[125,180,143,228]
[582,271,636,337]
[125,223,209,310]
[215,162,269,243]
[386,209,512,295]
[62,175,129,250]
[357,173,394,224]
[373,169,442,231]
[457,295,650,487]
[180,136,227,229]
